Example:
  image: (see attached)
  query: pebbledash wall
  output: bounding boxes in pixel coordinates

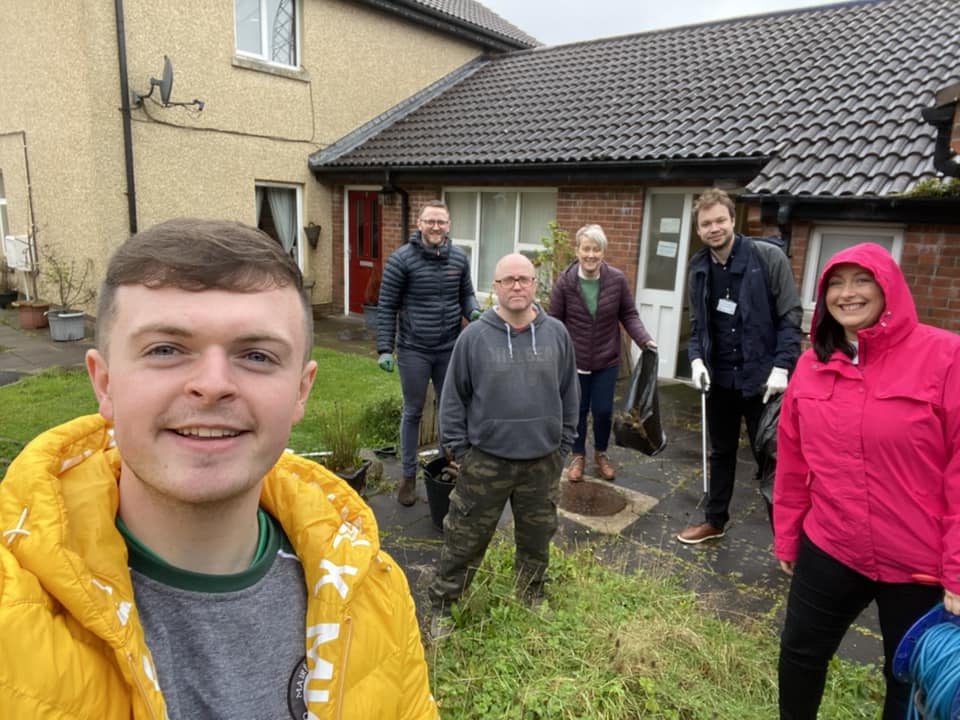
[328,184,960,335]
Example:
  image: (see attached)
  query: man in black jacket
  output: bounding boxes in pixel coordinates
[377,200,480,505]
[677,188,802,544]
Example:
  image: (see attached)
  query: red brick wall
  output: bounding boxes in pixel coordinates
[901,224,960,332]
[556,186,646,291]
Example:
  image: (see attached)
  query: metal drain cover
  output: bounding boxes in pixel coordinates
[560,481,628,516]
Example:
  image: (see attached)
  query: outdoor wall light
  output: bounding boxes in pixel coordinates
[304,222,321,249]
[379,188,397,207]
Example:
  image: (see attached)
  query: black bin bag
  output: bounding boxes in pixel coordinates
[613,347,667,456]
[753,393,782,531]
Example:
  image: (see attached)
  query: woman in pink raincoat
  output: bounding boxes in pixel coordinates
[774,242,960,719]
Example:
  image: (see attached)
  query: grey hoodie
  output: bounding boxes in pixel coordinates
[439,306,579,461]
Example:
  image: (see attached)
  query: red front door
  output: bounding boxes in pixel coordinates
[347,190,382,314]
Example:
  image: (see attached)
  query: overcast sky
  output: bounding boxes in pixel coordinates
[480,0,858,45]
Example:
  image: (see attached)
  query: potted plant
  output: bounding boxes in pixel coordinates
[361,265,381,330]
[317,403,372,493]
[11,298,50,329]
[41,247,95,341]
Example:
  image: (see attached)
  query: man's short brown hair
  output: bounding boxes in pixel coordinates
[418,200,449,219]
[692,188,736,223]
[96,218,313,361]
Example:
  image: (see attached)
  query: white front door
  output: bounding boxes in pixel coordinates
[634,190,700,379]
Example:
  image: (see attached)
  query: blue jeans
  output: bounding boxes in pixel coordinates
[396,347,451,477]
[778,534,941,719]
[572,365,619,455]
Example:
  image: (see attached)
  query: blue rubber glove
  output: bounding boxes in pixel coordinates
[378,353,395,372]
[469,309,482,321]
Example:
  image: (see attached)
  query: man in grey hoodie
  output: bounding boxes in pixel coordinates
[428,253,579,640]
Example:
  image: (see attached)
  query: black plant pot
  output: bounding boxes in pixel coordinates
[422,456,454,530]
[336,459,372,494]
[0,290,17,308]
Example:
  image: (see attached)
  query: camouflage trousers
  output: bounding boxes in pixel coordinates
[428,447,564,608]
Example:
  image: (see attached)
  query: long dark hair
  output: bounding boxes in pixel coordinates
[811,277,856,363]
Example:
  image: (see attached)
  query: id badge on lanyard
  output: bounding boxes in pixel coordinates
[717,288,737,316]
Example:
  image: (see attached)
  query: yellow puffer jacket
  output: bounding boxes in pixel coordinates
[0,415,438,720]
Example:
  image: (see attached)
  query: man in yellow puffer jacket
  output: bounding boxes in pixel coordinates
[0,219,438,719]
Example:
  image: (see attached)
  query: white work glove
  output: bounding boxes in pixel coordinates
[691,358,710,392]
[763,367,789,404]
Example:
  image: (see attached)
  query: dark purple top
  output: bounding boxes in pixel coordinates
[549,261,652,371]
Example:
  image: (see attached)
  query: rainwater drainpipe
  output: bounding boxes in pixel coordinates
[399,186,410,240]
[114,0,138,233]
[382,171,410,240]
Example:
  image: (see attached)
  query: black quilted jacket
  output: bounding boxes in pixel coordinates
[376,232,479,354]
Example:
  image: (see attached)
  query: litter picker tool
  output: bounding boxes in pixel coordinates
[697,380,709,508]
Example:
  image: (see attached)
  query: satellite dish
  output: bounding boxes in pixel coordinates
[151,56,173,105]
[133,55,204,111]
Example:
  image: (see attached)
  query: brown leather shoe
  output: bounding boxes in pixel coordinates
[397,475,417,506]
[566,453,585,482]
[595,451,615,481]
[676,522,725,544]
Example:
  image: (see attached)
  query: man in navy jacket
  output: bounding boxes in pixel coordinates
[678,188,802,544]
[376,200,480,505]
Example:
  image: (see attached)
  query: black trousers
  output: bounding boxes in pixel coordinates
[778,534,941,719]
[704,384,764,529]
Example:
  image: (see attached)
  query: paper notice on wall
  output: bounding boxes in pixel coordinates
[659,217,681,234]
[656,241,678,258]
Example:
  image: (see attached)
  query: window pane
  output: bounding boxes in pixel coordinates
[268,0,296,65]
[453,241,473,270]
[518,192,557,247]
[445,191,477,241]
[235,0,262,55]
[644,194,685,291]
[478,191,517,290]
[813,233,895,301]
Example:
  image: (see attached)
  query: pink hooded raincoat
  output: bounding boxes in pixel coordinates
[773,243,960,593]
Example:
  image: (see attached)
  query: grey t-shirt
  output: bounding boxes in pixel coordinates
[121,512,309,720]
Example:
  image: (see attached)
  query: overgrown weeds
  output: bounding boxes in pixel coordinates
[430,538,884,719]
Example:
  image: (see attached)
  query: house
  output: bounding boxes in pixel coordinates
[0,0,535,314]
[310,0,960,379]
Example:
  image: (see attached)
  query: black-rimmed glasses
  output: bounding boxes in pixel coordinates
[494,276,535,288]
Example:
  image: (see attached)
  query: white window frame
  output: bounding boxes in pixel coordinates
[234,0,300,69]
[254,181,304,269]
[801,223,904,328]
[442,187,558,301]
